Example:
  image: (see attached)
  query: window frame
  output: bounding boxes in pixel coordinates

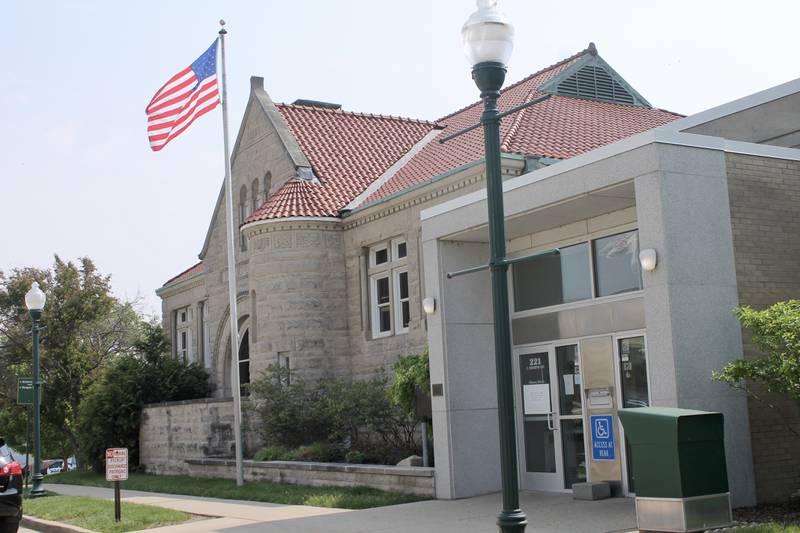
[370,272,393,339]
[237,329,251,396]
[393,267,410,335]
[509,225,643,317]
[367,238,410,339]
[370,243,390,268]
[392,238,407,260]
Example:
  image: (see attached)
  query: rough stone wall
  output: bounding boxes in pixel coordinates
[727,153,800,503]
[186,458,435,496]
[139,398,261,474]
[202,94,299,395]
[342,160,526,379]
[245,221,350,382]
[159,278,207,365]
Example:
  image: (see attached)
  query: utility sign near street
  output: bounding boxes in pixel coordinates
[105,448,128,481]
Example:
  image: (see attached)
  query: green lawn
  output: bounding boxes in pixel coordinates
[24,494,191,533]
[48,470,428,509]
[737,525,800,532]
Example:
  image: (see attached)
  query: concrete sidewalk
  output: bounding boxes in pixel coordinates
[45,483,637,533]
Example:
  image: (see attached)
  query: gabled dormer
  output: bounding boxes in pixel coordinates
[539,43,651,107]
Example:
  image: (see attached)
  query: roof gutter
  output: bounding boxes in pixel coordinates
[341,153,527,219]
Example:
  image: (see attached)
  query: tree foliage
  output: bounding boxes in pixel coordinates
[389,348,430,419]
[77,322,211,472]
[0,257,140,459]
[714,301,800,440]
[714,301,800,401]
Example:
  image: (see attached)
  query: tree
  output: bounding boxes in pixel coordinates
[0,257,140,460]
[714,300,800,437]
[77,322,211,472]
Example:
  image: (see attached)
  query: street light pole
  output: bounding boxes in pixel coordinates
[462,2,526,532]
[25,282,46,497]
[475,61,526,533]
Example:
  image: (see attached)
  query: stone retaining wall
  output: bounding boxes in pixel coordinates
[139,397,261,474]
[185,458,435,497]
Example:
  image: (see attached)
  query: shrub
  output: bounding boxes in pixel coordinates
[390,349,430,418]
[291,442,334,462]
[250,366,419,464]
[249,366,331,448]
[77,323,211,472]
[253,446,293,461]
[345,450,365,464]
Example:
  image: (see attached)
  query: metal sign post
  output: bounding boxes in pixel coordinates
[105,448,128,523]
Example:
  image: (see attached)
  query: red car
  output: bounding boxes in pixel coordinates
[0,440,22,533]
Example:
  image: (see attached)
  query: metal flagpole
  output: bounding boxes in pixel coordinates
[218,19,245,487]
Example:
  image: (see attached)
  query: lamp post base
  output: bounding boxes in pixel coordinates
[498,509,528,532]
[29,474,46,497]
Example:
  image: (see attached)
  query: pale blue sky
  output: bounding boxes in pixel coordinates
[2,0,798,317]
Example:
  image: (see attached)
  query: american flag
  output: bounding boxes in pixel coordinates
[146,40,220,151]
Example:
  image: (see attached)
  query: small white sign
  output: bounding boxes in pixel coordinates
[105,448,128,482]
[523,383,551,415]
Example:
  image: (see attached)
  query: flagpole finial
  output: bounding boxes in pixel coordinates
[219,19,227,35]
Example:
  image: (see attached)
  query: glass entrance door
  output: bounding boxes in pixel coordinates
[516,344,586,491]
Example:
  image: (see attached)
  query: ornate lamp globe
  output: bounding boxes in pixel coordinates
[461,0,515,67]
[25,282,46,312]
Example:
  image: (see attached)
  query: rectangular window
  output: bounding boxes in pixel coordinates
[179,331,187,362]
[593,230,642,297]
[393,239,407,259]
[394,269,410,334]
[513,242,592,311]
[371,274,392,337]
[371,246,389,267]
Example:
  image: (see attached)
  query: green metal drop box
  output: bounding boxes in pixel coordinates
[618,407,732,532]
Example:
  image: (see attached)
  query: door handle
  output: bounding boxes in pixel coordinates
[547,412,558,431]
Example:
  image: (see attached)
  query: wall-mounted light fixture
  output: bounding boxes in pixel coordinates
[639,249,658,272]
[422,297,436,315]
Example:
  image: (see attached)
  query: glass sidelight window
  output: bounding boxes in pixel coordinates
[618,336,649,408]
[618,335,648,493]
[556,345,582,415]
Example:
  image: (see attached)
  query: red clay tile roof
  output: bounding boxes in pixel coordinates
[362,46,682,205]
[245,105,437,221]
[163,261,203,286]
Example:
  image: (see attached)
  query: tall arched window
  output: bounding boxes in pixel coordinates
[239,185,248,251]
[238,330,250,396]
[251,179,260,214]
[263,171,272,203]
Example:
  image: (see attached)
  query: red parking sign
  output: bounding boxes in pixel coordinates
[105,448,128,481]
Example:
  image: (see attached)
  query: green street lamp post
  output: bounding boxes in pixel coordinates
[24,282,46,497]
[461,1,526,531]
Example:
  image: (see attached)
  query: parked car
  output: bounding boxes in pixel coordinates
[41,457,76,475]
[0,439,22,533]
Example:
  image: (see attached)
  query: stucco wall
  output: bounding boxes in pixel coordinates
[139,398,261,474]
[727,153,800,503]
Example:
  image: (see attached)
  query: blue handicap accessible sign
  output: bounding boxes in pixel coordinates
[591,415,616,462]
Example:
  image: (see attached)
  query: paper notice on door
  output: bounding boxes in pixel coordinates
[563,374,575,396]
[523,383,551,415]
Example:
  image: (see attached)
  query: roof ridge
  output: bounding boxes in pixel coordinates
[163,261,203,286]
[435,44,593,124]
[276,102,439,127]
[500,85,538,151]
